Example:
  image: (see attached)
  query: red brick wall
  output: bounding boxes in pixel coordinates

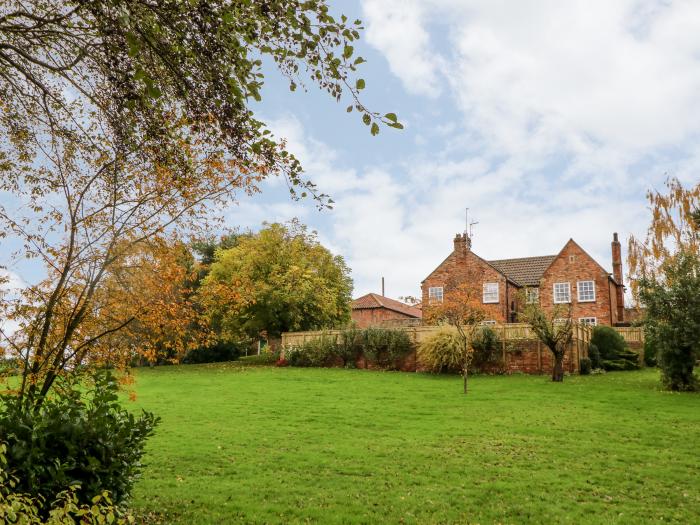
[539,240,614,326]
[351,307,417,328]
[421,248,512,323]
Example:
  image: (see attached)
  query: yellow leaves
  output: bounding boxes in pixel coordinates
[628,177,700,298]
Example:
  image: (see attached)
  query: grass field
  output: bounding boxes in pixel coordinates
[129,365,700,524]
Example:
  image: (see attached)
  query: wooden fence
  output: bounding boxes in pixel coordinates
[282,323,607,347]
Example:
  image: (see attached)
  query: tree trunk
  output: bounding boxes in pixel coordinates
[463,365,468,394]
[552,352,564,382]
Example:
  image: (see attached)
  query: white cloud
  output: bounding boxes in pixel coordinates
[362,0,443,97]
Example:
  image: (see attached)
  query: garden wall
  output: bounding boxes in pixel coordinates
[280,323,642,375]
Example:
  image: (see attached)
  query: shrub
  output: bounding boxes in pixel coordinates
[337,329,362,367]
[588,343,603,369]
[471,326,502,370]
[181,340,248,364]
[0,372,159,513]
[579,357,592,375]
[361,328,412,369]
[417,328,463,373]
[643,338,657,367]
[238,350,280,366]
[590,326,639,371]
[284,336,336,367]
[1,443,135,524]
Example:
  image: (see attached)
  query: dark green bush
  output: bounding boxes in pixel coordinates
[0,372,159,514]
[580,357,592,375]
[471,326,502,370]
[590,326,639,371]
[361,328,412,369]
[643,337,657,367]
[284,336,336,367]
[588,343,603,369]
[182,340,248,364]
[337,329,362,367]
[238,351,280,366]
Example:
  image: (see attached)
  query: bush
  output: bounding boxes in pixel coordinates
[181,340,248,364]
[0,372,159,514]
[471,326,502,370]
[590,326,639,371]
[284,336,336,367]
[361,328,412,369]
[588,343,603,369]
[1,443,135,524]
[417,328,464,373]
[238,350,280,366]
[579,357,592,375]
[337,329,362,367]
[643,337,657,367]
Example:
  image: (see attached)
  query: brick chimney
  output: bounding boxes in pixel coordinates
[611,232,625,322]
[453,233,471,256]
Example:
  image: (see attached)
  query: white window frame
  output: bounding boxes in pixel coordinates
[526,287,540,304]
[553,282,571,304]
[579,317,597,326]
[481,320,497,326]
[482,282,499,304]
[428,286,443,304]
[577,280,596,302]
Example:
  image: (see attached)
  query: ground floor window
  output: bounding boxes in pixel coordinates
[579,317,597,326]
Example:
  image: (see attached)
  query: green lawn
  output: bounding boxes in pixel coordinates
[129,365,700,524]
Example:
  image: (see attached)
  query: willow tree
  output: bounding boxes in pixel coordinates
[0,1,398,406]
[628,178,700,391]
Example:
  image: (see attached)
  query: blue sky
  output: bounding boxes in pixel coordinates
[222,0,700,300]
[3,0,700,302]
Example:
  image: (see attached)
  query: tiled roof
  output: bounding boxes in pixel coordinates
[487,255,557,286]
[351,293,422,318]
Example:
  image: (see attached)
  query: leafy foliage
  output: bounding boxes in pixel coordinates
[417,328,464,373]
[199,221,353,339]
[1,447,135,525]
[181,341,250,365]
[360,328,412,369]
[470,326,502,370]
[0,372,159,512]
[284,328,412,370]
[579,357,592,375]
[638,251,700,391]
[590,326,639,371]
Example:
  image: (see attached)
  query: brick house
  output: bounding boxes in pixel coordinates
[351,293,422,328]
[421,232,626,326]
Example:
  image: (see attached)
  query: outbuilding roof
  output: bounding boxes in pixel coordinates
[351,293,422,318]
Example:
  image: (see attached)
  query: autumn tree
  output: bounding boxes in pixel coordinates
[521,301,574,382]
[423,280,487,394]
[629,178,700,391]
[0,2,398,407]
[198,221,353,341]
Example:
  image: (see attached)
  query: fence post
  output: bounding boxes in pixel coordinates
[501,324,507,364]
[537,340,542,373]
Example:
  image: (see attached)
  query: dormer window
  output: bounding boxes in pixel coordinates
[483,282,499,303]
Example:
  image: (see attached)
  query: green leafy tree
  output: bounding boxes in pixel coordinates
[638,252,700,391]
[199,221,352,339]
[0,1,402,205]
[629,178,700,390]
